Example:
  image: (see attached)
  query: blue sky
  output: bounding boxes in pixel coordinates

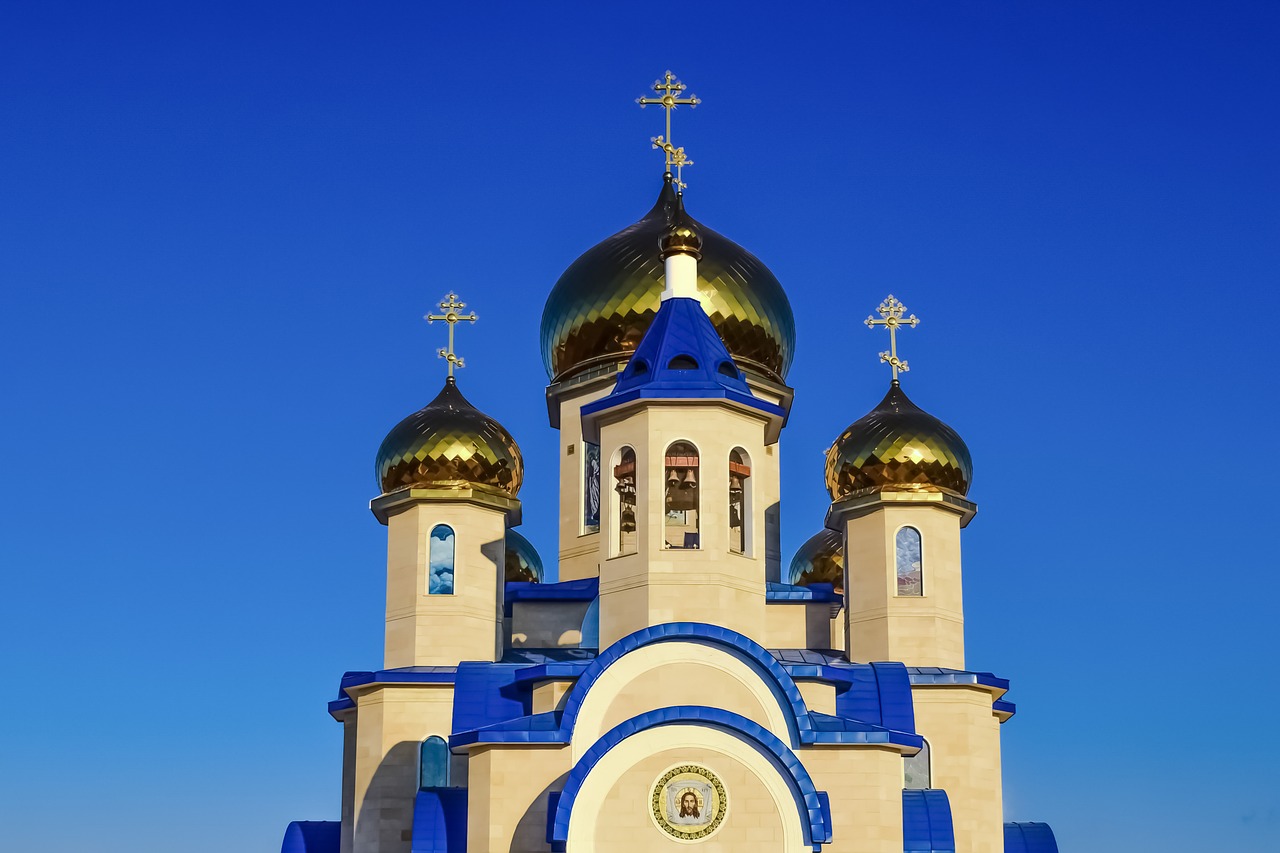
[2,2,1277,850]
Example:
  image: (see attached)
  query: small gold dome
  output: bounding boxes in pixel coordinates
[504,529,544,583]
[825,382,972,500]
[375,378,523,496]
[788,529,845,592]
[540,175,794,383]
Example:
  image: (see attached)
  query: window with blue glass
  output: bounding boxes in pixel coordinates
[419,736,449,789]
[583,442,601,534]
[428,524,455,595]
[896,526,923,596]
[904,738,930,789]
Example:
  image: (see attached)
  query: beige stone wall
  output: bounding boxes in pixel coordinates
[340,713,357,853]
[349,684,456,853]
[842,501,967,668]
[531,679,574,714]
[510,601,591,648]
[800,746,905,853]
[464,745,571,853]
[912,686,1004,853]
[596,404,773,647]
[384,500,506,668]
[556,380,614,581]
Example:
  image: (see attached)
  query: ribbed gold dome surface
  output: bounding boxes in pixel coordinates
[376,378,523,496]
[504,529,544,583]
[788,528,845,592]
[825,382,972,500]
[540,176,795,382]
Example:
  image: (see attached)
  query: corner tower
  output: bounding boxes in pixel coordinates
[580,199,787,647]
[825,296,976,669]
[371,295,523,668]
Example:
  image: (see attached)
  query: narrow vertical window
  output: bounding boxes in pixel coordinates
[664,441,699,549]
[729,448,751,555]
[614,447,637,556]
[419,736,449,789]
[428,524,455,595]
[903,739,930,789]
[583,442,601,534]
[896,526,922,596]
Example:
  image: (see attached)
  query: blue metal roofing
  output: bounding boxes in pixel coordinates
[280,821,339,853]
[903,790,956,852]
[411,789,467,853]
[765,581,842,602]
[504,577,598,617]
[1004,822,1059,853]
[579,296,786,441]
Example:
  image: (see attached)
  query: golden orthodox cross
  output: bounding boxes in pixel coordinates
[425,292,477,378]
[865,295,920,383]
[637,71,699,187]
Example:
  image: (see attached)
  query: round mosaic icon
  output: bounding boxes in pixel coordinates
[650,764,728,842]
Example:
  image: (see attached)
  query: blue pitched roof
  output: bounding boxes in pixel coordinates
[580,296,785,441]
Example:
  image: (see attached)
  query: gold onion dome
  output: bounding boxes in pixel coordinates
[540,175,795,382]
[504,529,544,583]
[788,528,845,592]
[375,377,523,497]
[825,382,972,500]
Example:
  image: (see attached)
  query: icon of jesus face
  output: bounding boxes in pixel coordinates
[679,790,700,818]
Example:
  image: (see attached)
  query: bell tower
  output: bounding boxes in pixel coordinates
[581,198,788,648]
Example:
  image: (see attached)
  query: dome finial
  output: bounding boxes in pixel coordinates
[638,70,699,189]
[425,292,478,378]
[864,294,920,383]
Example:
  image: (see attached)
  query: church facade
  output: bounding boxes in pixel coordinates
[280,78,1059,853]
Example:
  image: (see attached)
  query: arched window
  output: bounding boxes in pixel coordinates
[428,524,455,595]
[729,448,751,555]
[664,441,699,549]
[903,738,930,789]
[613,447,637,556]
[583,442,601,534]
[896,526,922,596]
[419,735,449,789]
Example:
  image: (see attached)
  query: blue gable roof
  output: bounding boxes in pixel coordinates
[580,296,786,442]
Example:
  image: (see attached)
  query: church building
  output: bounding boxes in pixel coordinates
[280,73,1060,853]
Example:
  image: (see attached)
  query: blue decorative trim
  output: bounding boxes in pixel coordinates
[504,577,599,617]
[1003,821,1059,853]
[411,789,468,853]
[992,699,1017,718]
[280,821,340,853]
[449,627,922,750]
[766,582,842,603]
[903,789,956,852]
[548,706,832,851]
[558,622,812,746]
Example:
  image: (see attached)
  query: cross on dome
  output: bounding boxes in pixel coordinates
[425,292,478,378]
[865,294,919,383]
[637,71,699,188]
